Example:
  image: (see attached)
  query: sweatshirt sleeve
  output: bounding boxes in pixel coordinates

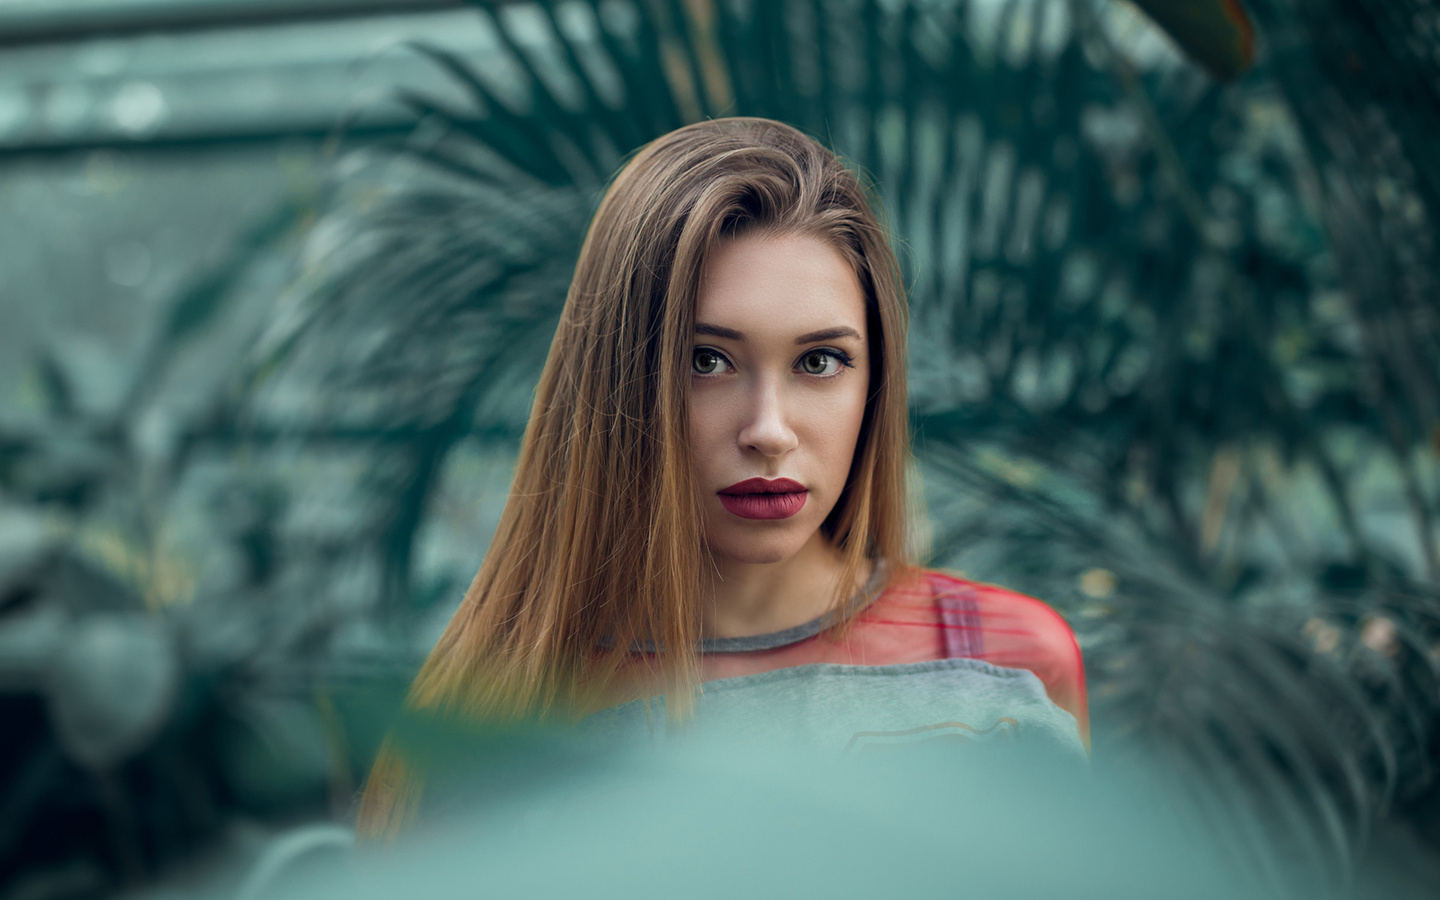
[929,572,1090,749]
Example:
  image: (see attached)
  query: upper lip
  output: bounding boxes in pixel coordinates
[719,477,806,495]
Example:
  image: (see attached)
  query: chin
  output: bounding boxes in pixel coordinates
[703,530,810,567]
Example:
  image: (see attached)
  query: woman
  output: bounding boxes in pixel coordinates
[359,117,1086,837]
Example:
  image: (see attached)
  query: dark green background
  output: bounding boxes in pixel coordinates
[2,1,1438,897]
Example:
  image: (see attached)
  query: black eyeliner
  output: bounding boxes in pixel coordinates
[815,348,854,367]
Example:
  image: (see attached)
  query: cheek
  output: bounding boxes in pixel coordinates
[805,381,870,479]
[686,389,728,474]
[838,383,870,457]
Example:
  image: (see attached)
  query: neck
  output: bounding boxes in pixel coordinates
[701,532,867,638]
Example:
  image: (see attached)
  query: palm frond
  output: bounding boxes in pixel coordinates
[249,0,1440,885]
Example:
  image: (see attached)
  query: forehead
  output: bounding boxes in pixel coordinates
[696,233,867,334]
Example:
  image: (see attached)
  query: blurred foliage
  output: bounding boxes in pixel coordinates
[2,0,1439,897]
[259,724,1281,900]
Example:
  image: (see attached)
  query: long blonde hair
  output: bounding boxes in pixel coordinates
[359,117,910,837]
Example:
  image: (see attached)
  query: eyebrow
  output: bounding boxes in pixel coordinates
[693,323,863,345]
[694,323,745,341]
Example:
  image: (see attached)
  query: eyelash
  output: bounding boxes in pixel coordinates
[691,347,855,377]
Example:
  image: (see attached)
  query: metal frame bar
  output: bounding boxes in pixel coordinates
[0,120,421,159]
[0,0,470,48]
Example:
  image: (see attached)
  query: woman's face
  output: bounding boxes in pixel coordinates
[689,232,871,567]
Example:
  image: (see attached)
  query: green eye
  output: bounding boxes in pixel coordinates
[693,349,723,374]
[801,351,834,375]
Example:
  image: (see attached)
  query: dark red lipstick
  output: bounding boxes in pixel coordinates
[717,477,807,520]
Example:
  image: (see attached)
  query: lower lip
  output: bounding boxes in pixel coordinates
[718,491,808,520]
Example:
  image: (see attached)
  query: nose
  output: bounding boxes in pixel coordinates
[737,375,798,458]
